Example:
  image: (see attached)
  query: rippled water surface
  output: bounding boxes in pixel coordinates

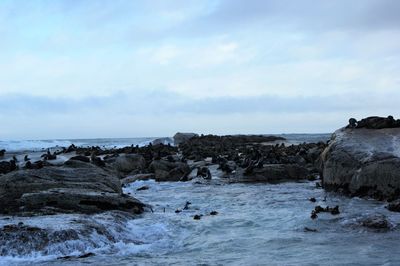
[2,179,399,266]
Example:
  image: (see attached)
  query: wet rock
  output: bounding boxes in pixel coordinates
[321,121,400,199]
[233,164,309,183]
[309,197,316,202]
[197,167,211,179]
[69,155,90,163]
[304,227,318,232]
[121,174,155,185]
[149,159,191,182]
[386,200,400,212]
[136,186,149,191]
[210,211,218,215]
[0,162,145,215]
[360,214,392,230]
[193,214,202,220]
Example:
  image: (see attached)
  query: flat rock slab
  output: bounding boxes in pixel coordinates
[0,161,145,215]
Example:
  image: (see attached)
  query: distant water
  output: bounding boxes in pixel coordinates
[0,134,331,153]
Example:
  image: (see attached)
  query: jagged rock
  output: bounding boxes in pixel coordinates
[0,161,145,215]
[321,125,400,199]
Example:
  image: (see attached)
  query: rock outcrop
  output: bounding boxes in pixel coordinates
[173,132,199,146]
[0,160,145,215]
[232,164,309,183]
[321,123,400,199]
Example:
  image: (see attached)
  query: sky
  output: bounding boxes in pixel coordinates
[0,0,399,139]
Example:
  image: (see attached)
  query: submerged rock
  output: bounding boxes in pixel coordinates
[321,123,400,200]
[0,161,145,215]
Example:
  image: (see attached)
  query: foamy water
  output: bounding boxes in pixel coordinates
[1,179,399,266]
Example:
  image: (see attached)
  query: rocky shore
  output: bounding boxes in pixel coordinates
[0,116,399,259]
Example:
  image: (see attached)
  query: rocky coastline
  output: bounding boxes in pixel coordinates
[0,116,399,258]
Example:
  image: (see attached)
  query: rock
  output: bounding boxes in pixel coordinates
[107,154,146,175]
[0,160,17,175]
[173,132,199,146]
[210,211,218,215]
[321,125,400,199]
[233,164,309,183]
[0,161,145,215]
[121,174,155,185]
[386,200,400,212]
[152,137,173,145]
[136,186,149,191]
[193,214,202,220]
[196,167,211,179]
[309,197,316,202]
[68,155,90,163]
[149,159,191,181]
[360,214,392,230]
[355,116,400,129]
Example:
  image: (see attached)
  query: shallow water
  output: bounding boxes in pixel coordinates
[1,179,399,266]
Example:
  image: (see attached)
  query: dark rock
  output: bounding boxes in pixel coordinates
[69,155,90,163]
[0,160,17,174]
[386,200,400,212]
[136,186,149,191]
[360,214,392,230]
[149,159,191,181]
[210,211,218,215]
[233,164,309,183]
[193,214,202,220]
[197,167,211,179]
[0,162,145,215]
[309,197,316,203]
[175,209,182,213]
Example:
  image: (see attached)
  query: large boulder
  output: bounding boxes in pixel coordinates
[149,159,191,181]
[106,154,146,176]
[232,164,309,183]
[0,161,145,215]
[173,132,198,146]
[320,126,400,199]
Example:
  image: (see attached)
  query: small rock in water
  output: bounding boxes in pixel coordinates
[330,205,340,215]
[210,211,218,215]
[175,209,182,213]
[309,197,316,202]
[310,211,318,219]
[386,200,400,212]
[304,227,318,232]
[78,252,95,258]
[193,214,202,220]
[136,185,149,191]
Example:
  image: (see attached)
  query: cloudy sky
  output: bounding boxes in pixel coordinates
[0,0,399,139]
